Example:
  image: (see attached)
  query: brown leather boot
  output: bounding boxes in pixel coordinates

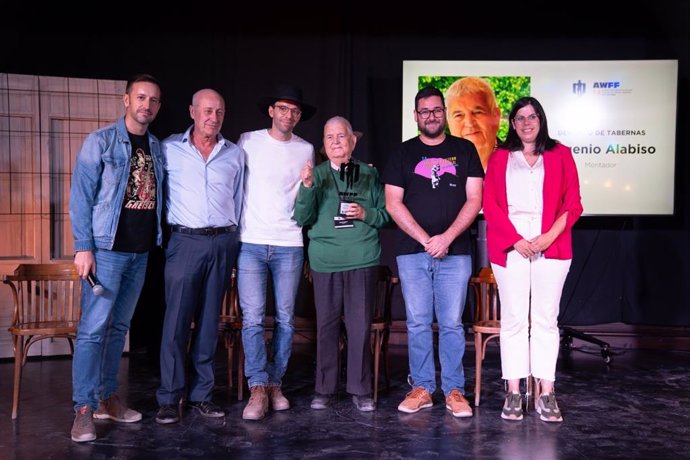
[268,386,290,411]
[242,385,269,420]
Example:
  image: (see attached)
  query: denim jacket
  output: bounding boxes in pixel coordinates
[69,117,164,252]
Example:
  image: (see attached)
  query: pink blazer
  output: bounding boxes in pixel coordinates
[483,143,583,267]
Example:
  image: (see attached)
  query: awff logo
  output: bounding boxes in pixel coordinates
[572,80,586,96]
[593,81,621,88]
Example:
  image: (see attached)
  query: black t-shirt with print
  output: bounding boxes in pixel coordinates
[112,132,157,253]
[382,135,484,256]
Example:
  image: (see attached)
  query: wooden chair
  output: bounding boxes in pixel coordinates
[370,265,399,403]
[470,266,500,407]
[219,268,244,400]
[3,263,81,419]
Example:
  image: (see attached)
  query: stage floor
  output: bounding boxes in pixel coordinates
[1,341,688,459]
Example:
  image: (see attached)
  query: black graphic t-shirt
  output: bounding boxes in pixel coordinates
[112,132,157,253]
[382,135,484,256]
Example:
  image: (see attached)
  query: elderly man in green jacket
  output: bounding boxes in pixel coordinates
[294,116,390,412]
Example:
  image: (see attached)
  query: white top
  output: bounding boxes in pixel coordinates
[238,129,314,246]
[506,150,545,225]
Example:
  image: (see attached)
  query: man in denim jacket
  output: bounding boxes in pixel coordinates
[68,74,164,443]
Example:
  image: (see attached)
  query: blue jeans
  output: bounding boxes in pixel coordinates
[397,253,471,396]
[72,249,149,410]
[238,243,303,388]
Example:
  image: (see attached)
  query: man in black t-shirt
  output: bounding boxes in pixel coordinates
[69,74,164,443]
[382,86,483,419]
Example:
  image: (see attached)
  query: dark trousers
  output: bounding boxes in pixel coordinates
[157,231,239,405]
[311,266,377,396]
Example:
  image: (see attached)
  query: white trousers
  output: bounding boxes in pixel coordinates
[491,217,571,382]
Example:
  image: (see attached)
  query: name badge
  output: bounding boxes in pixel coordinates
[339,201,352,215]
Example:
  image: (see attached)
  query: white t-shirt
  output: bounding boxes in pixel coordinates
[238,129,314,246]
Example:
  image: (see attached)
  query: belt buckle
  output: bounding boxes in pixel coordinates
[204,227,215,236]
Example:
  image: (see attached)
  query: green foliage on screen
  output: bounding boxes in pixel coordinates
[418,75,531,141]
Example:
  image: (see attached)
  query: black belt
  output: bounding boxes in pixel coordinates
[170,225,237,236]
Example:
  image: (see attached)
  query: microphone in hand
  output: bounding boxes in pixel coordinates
[86,273,105,296]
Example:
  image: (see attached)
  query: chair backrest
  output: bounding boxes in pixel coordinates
[3,263,81,329]
[220,268,239,324]
[372,265,399,325]
[470,266,500,323]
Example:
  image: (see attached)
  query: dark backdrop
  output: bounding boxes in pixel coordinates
[3,4,688,354]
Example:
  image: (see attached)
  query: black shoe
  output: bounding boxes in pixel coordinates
[310,394,332,410]
[188,400,225,418]
[352,394,376,412]
[155,405,180,424]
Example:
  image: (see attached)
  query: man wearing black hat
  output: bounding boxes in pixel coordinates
[237,84,316,420]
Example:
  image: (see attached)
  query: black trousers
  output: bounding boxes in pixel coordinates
[311,266,377,396]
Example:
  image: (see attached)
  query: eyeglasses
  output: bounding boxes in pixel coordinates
[514,113,539,124]
[416,107,446,119]
[273,104,302,117]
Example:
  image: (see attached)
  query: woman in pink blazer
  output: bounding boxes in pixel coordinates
[483,97,583,423]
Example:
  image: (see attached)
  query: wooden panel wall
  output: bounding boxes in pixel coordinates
[0,74,125,358]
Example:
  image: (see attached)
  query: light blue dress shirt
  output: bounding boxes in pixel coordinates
[163,126,245,228]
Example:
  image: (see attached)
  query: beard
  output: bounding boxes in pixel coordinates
[418,119,445,139]
[133,109,155,125]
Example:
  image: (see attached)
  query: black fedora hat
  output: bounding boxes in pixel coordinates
[257,83,316,121]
